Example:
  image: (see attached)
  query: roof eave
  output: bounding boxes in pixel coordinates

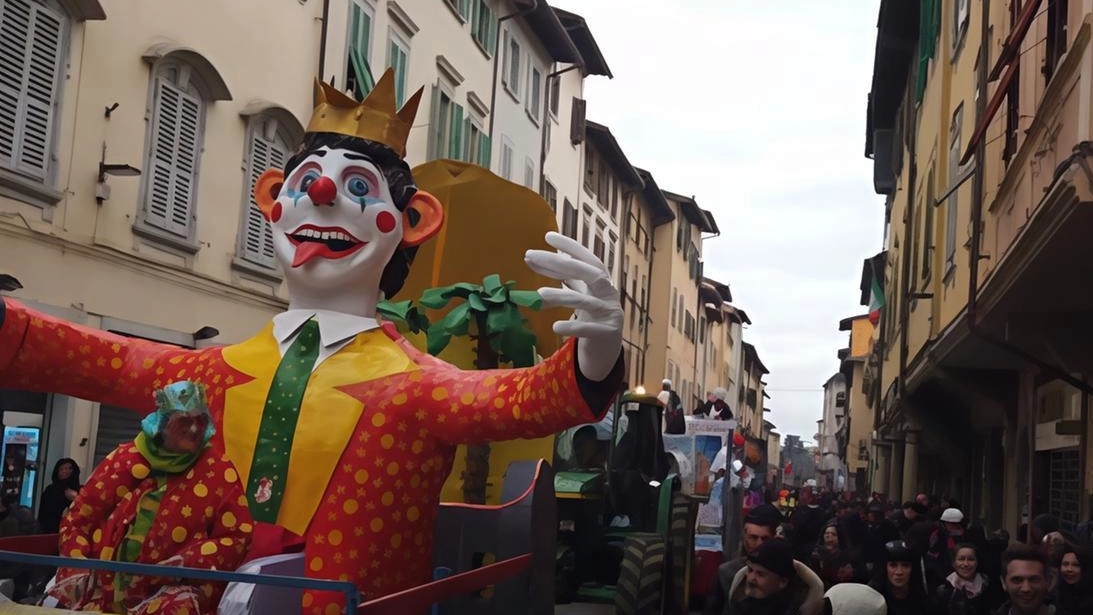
[516,0,583,64]
[552,8,613,77]
[585,121,643,187]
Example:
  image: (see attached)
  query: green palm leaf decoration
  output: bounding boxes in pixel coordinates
[376,299,431,334]
[420,274,542,369]
[417,273,543,505]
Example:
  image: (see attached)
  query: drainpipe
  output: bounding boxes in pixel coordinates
[641,223,657,388]
[489,0,539,144]
[898,116,916,406]
[539,64,583,194]
[317,0,331,81]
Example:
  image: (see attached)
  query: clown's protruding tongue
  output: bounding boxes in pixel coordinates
[289,227,365,267]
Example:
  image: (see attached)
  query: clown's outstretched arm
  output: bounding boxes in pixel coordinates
[0,297,190,413]
[377,232,624,445]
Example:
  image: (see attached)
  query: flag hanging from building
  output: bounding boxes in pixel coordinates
[868,276,885,325]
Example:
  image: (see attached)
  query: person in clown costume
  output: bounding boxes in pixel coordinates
[0,68,624,613]
[48,380,252,614]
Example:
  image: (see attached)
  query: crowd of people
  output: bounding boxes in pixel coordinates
[703,488,1093,615]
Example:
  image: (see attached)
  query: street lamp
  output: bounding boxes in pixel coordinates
[96,162,141,204]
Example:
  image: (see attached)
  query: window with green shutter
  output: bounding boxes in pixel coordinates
[448,104,464,159]
[388,33,410,107]
[477,133,491,167]
[347,0,374,99]
[472,0,497,55]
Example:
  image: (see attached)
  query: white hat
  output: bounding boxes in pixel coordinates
[824,583,887,615]
[662,378,672,386]
[804,478,817,488]
[940,508,965,523]
[731,459,744,473]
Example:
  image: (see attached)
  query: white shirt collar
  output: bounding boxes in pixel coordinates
[272,309,380,349]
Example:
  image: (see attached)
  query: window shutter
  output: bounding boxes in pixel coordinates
[242,120,286,268]
[146,77,202,237]
[486,6,498,55]
[448,103,464,159]
[570,98,586,145]
[0,0,64,181]
[477,133,491,167]
[427,84,440,160]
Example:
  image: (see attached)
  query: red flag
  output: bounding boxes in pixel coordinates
[784,461,793,475]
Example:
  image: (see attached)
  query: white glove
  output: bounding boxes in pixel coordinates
[525,232,623,382]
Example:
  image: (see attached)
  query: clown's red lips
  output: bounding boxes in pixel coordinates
[288,224,366,267]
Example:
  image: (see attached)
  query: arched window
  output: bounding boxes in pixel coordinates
[0,0,67,183]
[236,107,303,272]
[136,46,231,249]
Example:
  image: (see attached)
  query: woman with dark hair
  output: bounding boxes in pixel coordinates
[930,543,1001,615]
[811,521,860,589]
[869,540,928,615]
[1057,545,1093,614]
[36,457,80,533]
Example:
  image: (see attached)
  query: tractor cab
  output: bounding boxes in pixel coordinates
[554,392,694,614]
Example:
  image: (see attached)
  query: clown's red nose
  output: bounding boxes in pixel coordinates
[307,176,337,206]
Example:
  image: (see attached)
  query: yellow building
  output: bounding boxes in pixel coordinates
[620,169,674,389]
[645,192,717,405]
[838,314,875,495]
[866,0,1093,531]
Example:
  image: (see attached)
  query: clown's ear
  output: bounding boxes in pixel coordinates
[400,190,444,247]
[254,169,285,221]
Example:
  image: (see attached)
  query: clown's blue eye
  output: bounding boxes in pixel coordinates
[346,176,370,197]
[299,171,320,191]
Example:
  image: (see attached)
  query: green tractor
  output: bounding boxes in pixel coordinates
[553,392,696,614]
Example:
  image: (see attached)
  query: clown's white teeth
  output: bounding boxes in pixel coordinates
[321,231,331,240]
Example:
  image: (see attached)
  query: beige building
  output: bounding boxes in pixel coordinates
[0,0,323,485]
[698,277,733,404]
[0,0,621,514]
[866,0,1093,530]
[577,121,642,286]
[645,192,717,405]
[737,342,769,438]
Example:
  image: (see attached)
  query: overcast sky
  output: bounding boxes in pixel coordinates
[550,1,886,444]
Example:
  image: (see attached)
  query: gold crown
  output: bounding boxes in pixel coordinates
[306,68,424,158]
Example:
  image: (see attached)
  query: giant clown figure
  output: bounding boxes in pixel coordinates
[0,70,623,613]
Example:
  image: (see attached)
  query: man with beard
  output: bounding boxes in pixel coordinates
[726,539,824,615]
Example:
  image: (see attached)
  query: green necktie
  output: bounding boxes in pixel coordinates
[247,319,321,523]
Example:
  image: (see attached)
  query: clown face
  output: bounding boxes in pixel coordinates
[267,147,406,294]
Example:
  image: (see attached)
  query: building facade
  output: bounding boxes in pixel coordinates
[0,0,631,514]
[866,0,1093,531]
[645,191,716,406]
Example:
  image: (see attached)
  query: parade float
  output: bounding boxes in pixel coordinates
[0,69,625,615]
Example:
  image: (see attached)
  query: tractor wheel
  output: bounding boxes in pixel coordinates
[614,533,665,615]
[667,493,694,613]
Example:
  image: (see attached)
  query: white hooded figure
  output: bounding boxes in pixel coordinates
[824,583,887,615]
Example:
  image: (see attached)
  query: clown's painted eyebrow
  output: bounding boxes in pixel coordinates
[343,153,371,161]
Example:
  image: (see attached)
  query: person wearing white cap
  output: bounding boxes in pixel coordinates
[941,508,967,541]
[823,583,887,614]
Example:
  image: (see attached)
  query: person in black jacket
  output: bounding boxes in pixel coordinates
[36,457,80,533]
[869,540,929,615]
[932,543,1003,615]
[1057,545,1093,615]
